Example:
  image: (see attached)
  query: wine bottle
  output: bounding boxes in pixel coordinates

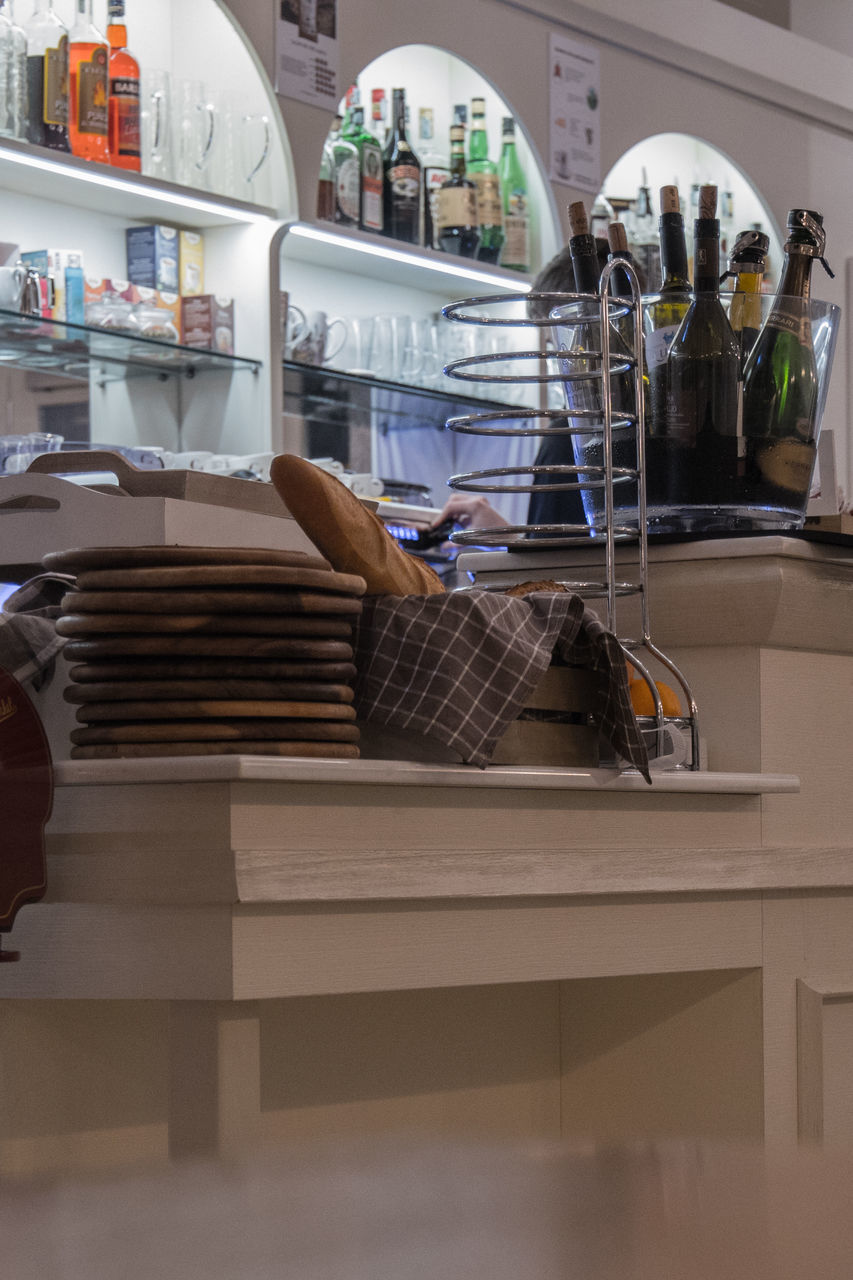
[68,0,109,163]
[663,184,740,517]
[567,199,600,293]
[644,185,691,437]
[106,0,140,172]
[418,106,449,249]
[467,97,504,264]
[382,87,421,244]
[352,105,384,234]
[24,0,70,151]
[605,219,636,298]
[436,122,479,258]
[722,227,769,370]
[498,116,530,273]
[742,208,833,510]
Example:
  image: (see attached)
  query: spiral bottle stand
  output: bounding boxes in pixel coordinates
[441,261,699,769]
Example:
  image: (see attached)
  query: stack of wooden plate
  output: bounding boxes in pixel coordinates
[42,545,367,761]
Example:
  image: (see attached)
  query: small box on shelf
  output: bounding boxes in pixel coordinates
[125,224,180,294]
[181,294,235,353]
[179,231,205,295]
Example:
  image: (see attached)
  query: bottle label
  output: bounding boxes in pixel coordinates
[645,324,680,370]
[389,163,420,200]
[503,207,529,268]
[472,172,504,227]
[335,154,360,221]
[76,47,108,137]
[424,165,450,246]
[44,39,69,127]
[764,307,812,345]
[436,185,477,232]
[360,142,383,231]
[111,77,140,156]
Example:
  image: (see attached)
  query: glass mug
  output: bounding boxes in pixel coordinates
[174,78,216,190]
[141,68,172,182]
[0,261,26,310]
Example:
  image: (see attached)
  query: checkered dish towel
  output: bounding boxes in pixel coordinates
[0,574,72,689]
[351,589,651,781]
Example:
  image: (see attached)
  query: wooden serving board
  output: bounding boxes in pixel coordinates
[75,698,358,722]
[57,612,355,638]
[67,658,358,683]
[73,564,366,594]
[62,590,364,616]
[61,637,355,661]
[43,545,332,573]
[64,680,355,704]
[70,741,361,760]
[70,719,361,744]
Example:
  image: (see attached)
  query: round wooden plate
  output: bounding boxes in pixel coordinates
[43,545,332,573]
[61,637,355,661]
[67,658,358,683]
[73,564,366,594]
[61,590,364,616]
[70,719,361,743]
[57,612,355,638]
[70,741,361,760]
[75,699,358,722]
[64,680,355,704]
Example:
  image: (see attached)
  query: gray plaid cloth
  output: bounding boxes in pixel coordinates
[352,589,651,781]
[0,574,72,689]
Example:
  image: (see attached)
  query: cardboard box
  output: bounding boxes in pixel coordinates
[179,230,205,295]
[20,248,85,322]
[181,294,234,353]
[125,224,180,293]
[83,277,139,307]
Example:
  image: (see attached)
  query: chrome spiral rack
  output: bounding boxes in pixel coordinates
[441,260,700,769]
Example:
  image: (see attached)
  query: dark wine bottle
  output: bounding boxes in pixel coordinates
[644,185,691,437]
[567,198,600,293]
[742,209,832,509]
[382,87,421,244]
[722,228,770,370]
[435,123,479,258]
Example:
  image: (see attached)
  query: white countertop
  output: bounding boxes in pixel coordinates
[51,755,799,795]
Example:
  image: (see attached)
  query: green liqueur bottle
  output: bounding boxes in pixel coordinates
[741,208,833,523]
[467,96,504,264]
[498,116,529,272]
[351,104,383,233]
[644,184,691,440]
[332,106,359,228]
[435,122,479,258]
[663,183,739,524]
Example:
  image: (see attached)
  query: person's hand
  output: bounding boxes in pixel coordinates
[430,493,510,531]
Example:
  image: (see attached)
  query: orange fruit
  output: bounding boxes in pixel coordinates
[629,676,682,718]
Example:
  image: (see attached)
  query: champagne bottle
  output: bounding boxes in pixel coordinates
[498,116,530,273]
[722,227,769,370]
[382,87,421,244]
[663,184,739,518]
[467,97,504,264]
[436,122,479,258]
[742,208,833,510]
[644,184,691,437]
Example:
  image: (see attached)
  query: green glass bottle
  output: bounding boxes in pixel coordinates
[722,227,769,371]
[742,208,832,519]
[466,97,504,264]
[643,184,691,438]
[350,105,383,234]
[435,123,479,258]
[497,116,529,273]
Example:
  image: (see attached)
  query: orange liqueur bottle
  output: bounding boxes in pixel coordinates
[107,0,140,170]
[68,0,109,162]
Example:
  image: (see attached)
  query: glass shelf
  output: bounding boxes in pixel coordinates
[283,358,516,416]
[0,308,263,384]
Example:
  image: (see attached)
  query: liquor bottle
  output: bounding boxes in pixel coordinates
[663,184,740,517]
[643,184,692,437]
[719,179,735,260]
[24,0,70,151]
[435,122,479,258]
[498,117,530,273]
[418,106,449,249]
[316,127,336,222]
[722,227,769,370]
[68,0,109,162]
[467,97,504,264]
[742,208,833,514]
[332,110,360,228]
[106,0,140,171]
[382,87,420,244]
[2,1,27,139]
[453,103,467,126]
[628,166,660,289]
[351,104,383,234]
[370,87,387,148]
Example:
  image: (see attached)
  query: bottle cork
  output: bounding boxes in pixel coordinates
[660,185,680,216]
[607,221,629,253]
[568,201,590,236]
[698,184,718,219]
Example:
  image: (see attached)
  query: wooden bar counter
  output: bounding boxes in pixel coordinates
[1,537,851,1179]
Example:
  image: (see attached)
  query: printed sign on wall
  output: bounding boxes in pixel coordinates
[276,0,339,108]
[548,32,601,193]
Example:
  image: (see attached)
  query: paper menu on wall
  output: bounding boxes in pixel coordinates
[275,0,339,108]
[548,32,601,193]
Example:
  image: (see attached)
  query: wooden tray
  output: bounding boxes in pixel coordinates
[75,699,358,722]
[61,637,355,661]
[44,544,332,573]
[67,658,358,683]
[73,564,366,593]
[70,719,360,743]
[64,680,355,704]
[56,612,355,638]
[70,741,361,759]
